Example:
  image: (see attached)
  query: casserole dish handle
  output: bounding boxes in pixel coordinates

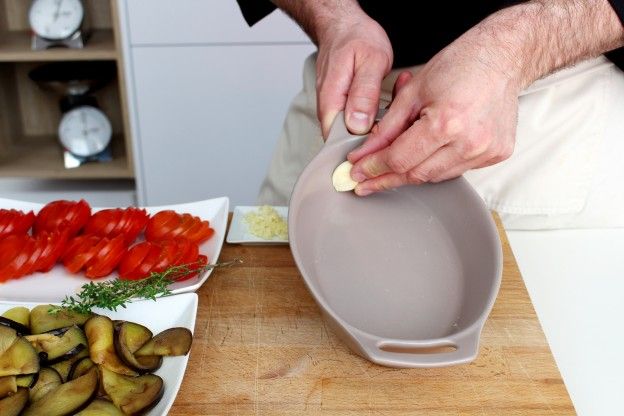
[353,327,482,368]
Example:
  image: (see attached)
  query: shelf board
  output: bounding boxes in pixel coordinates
[0,135,133,179]
[0,29,117,62]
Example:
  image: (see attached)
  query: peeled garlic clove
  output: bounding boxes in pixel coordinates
[332,161,358,192]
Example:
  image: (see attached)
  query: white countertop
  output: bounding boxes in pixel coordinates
[507,228,624,416]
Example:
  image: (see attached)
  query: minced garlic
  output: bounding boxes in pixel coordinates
[244,205,288,240]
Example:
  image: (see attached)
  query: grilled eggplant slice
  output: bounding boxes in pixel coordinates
[0,317,30,336]
[0,326,17,357]
[85,316,137,376]
[22,366,98,416]
[1,307,30,329]
[29,367,62,402]
[135,327,193,357]
[0,336,40,377]
[27,326,88,364]
[49,347,89,382]
[69,357,96,380]
[30,305,91,334]
[115,321,162,372]
[16,372,38,388]
[0,386,28,416]
[0,375,17,398]
[76,399,124,415]
[101,366,163,415]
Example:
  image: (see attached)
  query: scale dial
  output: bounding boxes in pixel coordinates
[59,106,112,157]
[29,0,84,41]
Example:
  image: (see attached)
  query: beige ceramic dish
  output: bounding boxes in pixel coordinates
[288,112,503,368]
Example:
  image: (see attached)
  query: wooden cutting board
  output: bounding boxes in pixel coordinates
[170,216,575,415]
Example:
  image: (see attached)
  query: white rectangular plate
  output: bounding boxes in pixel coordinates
[0,197,229,302]
[0,293,198,416]
[226,205,289,245]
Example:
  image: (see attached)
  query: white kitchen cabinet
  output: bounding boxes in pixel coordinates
[116,0,315,206]
[125,0,308,45]
[130,44,315,205]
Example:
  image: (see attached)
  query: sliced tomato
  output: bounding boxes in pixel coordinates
[85,235,127,279]
[151,240,178,273]
[144,211,179,241]
[84,207,148,243]
[13,237,36,278]
[23,236,46,275]
[34,199,91,236]
[118,238,202,281]
[145,211,214,244]
[176,254,208,281]
[84,208,119,237]
[0,209,35,237]
[35,231,69,273]
[62,235,101,274]
[0,235,29,282]
[117,241,152,278]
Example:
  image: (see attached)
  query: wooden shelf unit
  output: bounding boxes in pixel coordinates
[0,0,135,182]
[0,29,117,62]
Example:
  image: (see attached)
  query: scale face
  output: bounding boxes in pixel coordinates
[29,0,86,49]
[58,106,112,158]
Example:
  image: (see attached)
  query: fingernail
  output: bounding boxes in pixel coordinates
[351,172,366,182]
[356,187,373,197]
[347,112,370,134]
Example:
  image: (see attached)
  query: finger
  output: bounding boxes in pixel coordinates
[317,57,354,139]
[344,56,389,135]
[401,146,465,185]
[348,77,422,162]
[350,116,442,181]
[354,172,408,196]
[392,70,413,100]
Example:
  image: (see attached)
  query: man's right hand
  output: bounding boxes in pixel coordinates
[314,7,393,138]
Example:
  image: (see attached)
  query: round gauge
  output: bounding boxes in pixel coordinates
[28,0,84,41]
[59,106,112,157]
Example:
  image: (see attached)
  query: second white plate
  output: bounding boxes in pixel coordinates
[0,293,198,416]
[226,205,289,245]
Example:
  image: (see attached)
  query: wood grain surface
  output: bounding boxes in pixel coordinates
[170,217,575,415]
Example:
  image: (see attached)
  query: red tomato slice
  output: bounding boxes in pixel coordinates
[24,236,46,275]
[119,242,162,280]
[85,235,127,279]
[84,209,120,237]
[144,210,182,241]
[145,211,214,244]
[14,237,36,278]
[151,240,178,273]
[34,232,67,273]
[62,235,101,274]
[122,208,149,243]
[0,209,35,237]
[176,254,208,282]
[34,200,92,236]
[183,220,214,244]
[118,241,152,278]
[0,235,30,281]
[84,207,148,244]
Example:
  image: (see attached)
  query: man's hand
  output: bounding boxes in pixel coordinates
[347,36,519,196]
[315,9,392,138]
[270,0,392,138]
[347,0,624,196]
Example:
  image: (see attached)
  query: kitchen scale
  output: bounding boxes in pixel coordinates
[28,0,90,50]
[28,61,116,169]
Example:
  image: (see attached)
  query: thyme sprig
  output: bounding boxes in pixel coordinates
[48,259,242,315]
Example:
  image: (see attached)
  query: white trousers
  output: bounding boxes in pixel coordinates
[258,53,624,229]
